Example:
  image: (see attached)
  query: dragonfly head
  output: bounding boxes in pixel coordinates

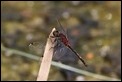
[53,30,60,37]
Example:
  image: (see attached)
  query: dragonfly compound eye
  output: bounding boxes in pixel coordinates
[53,31,59,37]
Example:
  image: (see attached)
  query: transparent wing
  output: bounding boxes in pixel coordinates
[56,17,72,45]
[53,40,68,61]
[29,42,45,56]
[53,40,77,62]
[56,17,68,38]
[56,18,66,34]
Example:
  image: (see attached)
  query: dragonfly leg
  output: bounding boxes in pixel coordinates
[41,38,57,57]
[49,38,58,51]
[41,55,43,57]
[50,36,55,38]
[49,36,56,44]
[51,40,62,59]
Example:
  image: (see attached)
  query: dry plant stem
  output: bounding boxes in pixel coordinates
[36,28,56,81]
[1,44,121,81]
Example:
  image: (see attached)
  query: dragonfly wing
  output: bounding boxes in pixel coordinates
[56,17,68,39]
[29,42,45,56]
[56,18,72,46]
[52,39,67,61]
[53,47,67,61]
[56,18,66,33]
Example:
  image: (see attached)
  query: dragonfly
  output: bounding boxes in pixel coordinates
[50,18,87,67]
[29,18,87,67]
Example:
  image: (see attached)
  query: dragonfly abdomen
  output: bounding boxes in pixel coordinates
[67,45,87,67]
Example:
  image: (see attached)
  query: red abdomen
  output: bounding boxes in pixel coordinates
[59,33,69,46]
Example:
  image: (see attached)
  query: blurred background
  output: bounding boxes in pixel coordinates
[1,1,121,81]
